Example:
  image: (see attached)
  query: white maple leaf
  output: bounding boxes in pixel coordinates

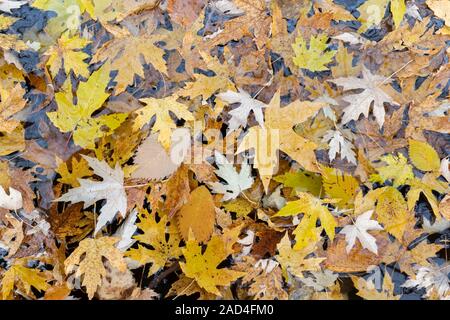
[340,210,383,255]
[331,67,398,128]
[323,130,357,164]
[0,0,27,13]
[402,264,450,299]
[115,209,138,252]
[0,186,22,211]
[55,155,127,235]
[217,88,267,133]
[300,270,338,291]
[211,151,254,201]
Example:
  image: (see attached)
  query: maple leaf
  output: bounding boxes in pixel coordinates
[331,67,398,128]
[276,233,325,279]
[114,209,137,252]
[320,166,360,209]
[55,155,127,234]
[45,33,91,78]
[210,151,253,202]
[47,63,127,149]
[340,210,384,255]
[217,88,267,132]
[370,153,414,187]
[180,227,245,296]
[352,271,399,300]
[126,210,181,276]
[292,34,336,72]
[300,269,339,291]
[407,173,447,218]
[236,256,287,300]
[64,237,127,299]
[274,170,323,197]
[179,73,231,101]
[203,0,271,50]
[237,91,324,191]
[177,50,233,98]
[323,130,357,164]
[222,198,254,218]
[55,156,93,187]
[403,264,450,299]
[274,192,337,250]
[133,95,194,150]
[49,203,94,244]
[1,259,49,299]
[357,0,389,32]
[93,32,167,93]
[331,45,361,78]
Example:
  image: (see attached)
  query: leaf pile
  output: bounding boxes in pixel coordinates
[0,0,448,300]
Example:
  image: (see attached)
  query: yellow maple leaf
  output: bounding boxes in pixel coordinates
[222,198,254,218]
[93,32,167,93]
[1,259,49,300]
[276,233,325,279]
[370,153,414,187]
[180,226,245,296]
[352,271,399,300]
[179,74,231,100]
[55,156,93,187]
[274,170,323,197]
[274,192,337,250]
[407,173,448,218]
[358,0,389,32]
[47,63,127,149]
[321,166,360,209]
[126,210,181,276]
[179,51,233,100]
[237,91,324,191]
[64,237,127,299]
[133,95,194,150]
[292,34,336,72]
[46,33,91,78]
[331,46,361,78]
